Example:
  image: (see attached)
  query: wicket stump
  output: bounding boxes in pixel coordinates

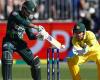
[47,48,60,80]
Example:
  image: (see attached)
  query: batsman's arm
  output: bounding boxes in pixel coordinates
[25,28,37,40]
[28,23,39,30]
[12,11,39,30]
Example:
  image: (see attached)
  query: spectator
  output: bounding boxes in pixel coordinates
[36,0,71,20]
[7,0,13,16]
[7,0,25,16]
[13,0,24,11]
[80,0,89,10]
[79,0,99,31]
[0,0,5,19]
[36,0,45,20]
[0,0,99,20]
[56,0,71,20]
[71,0,80,20]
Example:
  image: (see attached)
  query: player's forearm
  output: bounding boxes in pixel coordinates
[28,23,38,29]
[28,24,46,33]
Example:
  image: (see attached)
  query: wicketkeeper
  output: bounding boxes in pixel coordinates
[2,1,44,80]
[67,22,100,80]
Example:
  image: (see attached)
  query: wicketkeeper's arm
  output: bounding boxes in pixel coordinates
[72,41,88,56]
[72,45,88,55]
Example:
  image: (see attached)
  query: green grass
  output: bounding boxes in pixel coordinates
[0,62,98,80]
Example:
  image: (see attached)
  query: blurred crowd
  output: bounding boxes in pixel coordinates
[0,0,100,42]
[0,0,25,19]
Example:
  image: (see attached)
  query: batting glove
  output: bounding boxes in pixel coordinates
[38,25,45,32]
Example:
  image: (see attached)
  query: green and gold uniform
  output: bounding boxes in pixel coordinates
[67,31,100,80]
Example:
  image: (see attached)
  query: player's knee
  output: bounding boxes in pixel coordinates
[31,56,40,69]
[2,51,13,64]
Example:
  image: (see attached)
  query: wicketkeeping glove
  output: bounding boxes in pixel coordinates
[72,46,88,56]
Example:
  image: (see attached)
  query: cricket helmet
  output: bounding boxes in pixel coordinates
[73,22,86,33]
[22,0,37,13]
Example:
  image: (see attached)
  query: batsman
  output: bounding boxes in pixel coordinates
[67,22,100,80]
[1,1,44,80]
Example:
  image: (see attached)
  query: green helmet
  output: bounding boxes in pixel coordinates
[73,22,86,33]
[22,0,37,13]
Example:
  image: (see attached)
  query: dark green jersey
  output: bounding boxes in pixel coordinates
[5,10,37,42]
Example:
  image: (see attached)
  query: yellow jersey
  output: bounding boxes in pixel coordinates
[72,31,100,52]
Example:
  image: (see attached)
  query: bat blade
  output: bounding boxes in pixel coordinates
[46,34,62,49]
[38,28,65,49]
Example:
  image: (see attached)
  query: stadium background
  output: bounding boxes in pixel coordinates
[0,0,100,80]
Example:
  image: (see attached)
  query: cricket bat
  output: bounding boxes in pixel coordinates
[38,28,65,49]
